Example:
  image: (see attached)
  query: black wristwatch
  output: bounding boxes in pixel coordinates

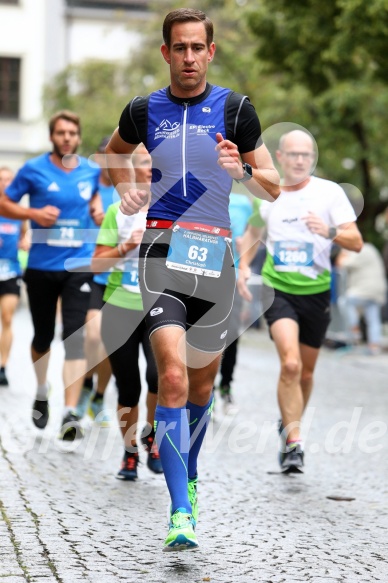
[328,227,337,240]
[235,162,253,183]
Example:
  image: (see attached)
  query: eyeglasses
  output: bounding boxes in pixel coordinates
[281,151,315,160]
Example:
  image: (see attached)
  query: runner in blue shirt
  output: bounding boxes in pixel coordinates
[0,167,29,386]
[0,110,103,441]
[105,8,280,551]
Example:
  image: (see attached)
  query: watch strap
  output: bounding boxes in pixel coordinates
[235,163,252,183]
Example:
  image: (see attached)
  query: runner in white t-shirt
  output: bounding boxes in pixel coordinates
[238,129,363,473]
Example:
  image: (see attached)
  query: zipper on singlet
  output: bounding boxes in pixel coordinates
[182,102,189,198]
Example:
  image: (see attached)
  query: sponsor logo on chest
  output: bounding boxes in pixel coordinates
[0,223,18,235]
[78,182,92,200]
[188,124,215,136]
[47,182,60,192]
[155,119,180,140]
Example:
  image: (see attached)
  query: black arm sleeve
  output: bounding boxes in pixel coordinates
[225,92,263,154]
[118,96,148,145]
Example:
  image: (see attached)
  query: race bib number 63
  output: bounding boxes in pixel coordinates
[166,227,227,277]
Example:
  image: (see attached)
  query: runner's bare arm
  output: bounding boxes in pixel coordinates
[302,213,363,252]
[0,195,60,227]
[237,224,264,301]
[105,129,148,215]
[215,133,280,202]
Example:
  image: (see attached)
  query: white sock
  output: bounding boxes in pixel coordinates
[36,383,49,399]
[63,406,76,416]
[286,439,303,452]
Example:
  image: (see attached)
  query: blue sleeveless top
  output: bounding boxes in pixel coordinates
[146,86,233,228]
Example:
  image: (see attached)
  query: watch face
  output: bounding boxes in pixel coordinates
[236,163,253,183]
[243,163,252,177]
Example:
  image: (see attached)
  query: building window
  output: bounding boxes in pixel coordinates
[0,57,20,118]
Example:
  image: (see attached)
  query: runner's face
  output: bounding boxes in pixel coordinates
[94,152,111,183]
[50,119,81,158]
[133,147,152,189]
[276,134,315,186]
[161,21,215,98]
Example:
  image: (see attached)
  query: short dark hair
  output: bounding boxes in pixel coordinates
[48,110,81,136]
[162,8,214,48]
[97,135,111,153]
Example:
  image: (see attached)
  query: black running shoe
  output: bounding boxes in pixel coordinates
[116,450,139,481]
[141,426,163,474]
[146,437,164,474]
[280,443,304,474]
[0,368,9,386]
[32,398,49,429]
[278,419,286,466]
[58,411,84,441]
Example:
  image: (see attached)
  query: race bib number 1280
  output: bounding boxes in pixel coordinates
[273,241,313,271]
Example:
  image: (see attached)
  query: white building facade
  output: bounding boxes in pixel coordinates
[0,0,149,169]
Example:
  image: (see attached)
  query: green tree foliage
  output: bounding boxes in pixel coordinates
[44,59,152,154]
[247,0,388,241]
[43,49,187,154]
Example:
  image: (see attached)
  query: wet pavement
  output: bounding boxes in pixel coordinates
[1,304,387,582]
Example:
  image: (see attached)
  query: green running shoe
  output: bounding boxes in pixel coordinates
[75,386,92,419]
[88,397,110,427]
[163,508,198,552]
[166,477,198,529]
[188,476,198,528]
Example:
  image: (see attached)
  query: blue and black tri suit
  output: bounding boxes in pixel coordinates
[118,83,263,352]
[5,153,100,359]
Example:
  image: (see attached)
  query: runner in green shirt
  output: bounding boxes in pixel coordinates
[238,129,363,473]
[92,145,162,480]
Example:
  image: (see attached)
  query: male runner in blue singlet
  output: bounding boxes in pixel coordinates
[106,8,280,550]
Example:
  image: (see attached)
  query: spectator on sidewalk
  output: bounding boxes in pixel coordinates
[374,205,388,322]
[336,242,387,354]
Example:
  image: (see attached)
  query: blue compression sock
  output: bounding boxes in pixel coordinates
[154,405,191,514]
[186,395,214,480]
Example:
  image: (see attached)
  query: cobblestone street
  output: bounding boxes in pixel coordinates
[1,305,387,582]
